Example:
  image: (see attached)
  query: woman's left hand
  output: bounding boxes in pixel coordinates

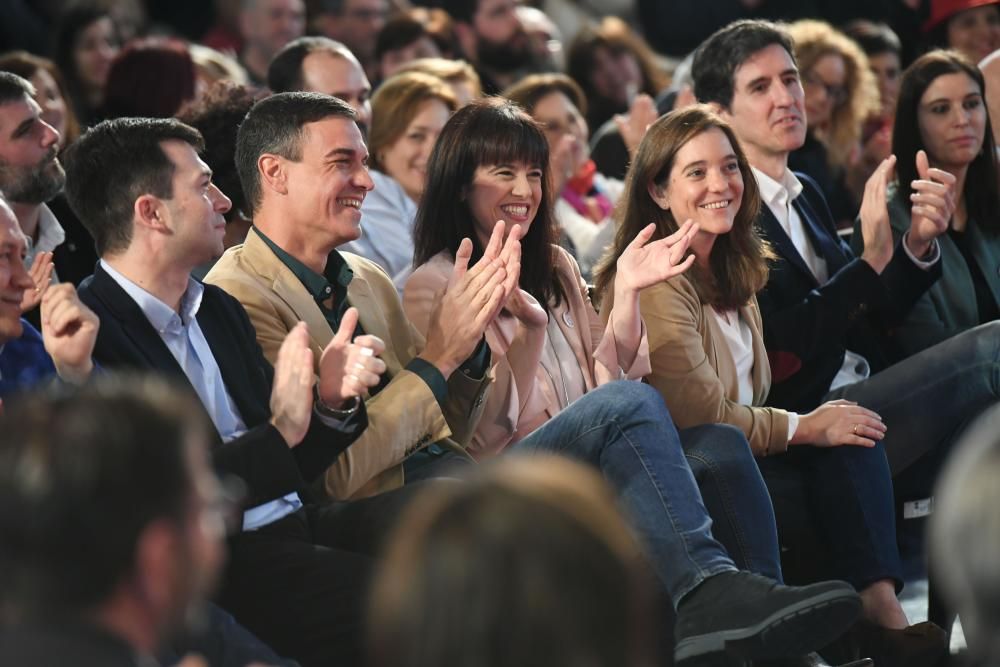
[615,220,698,293]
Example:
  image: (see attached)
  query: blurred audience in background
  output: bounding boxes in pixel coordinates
[788,19,881,228]
[565,17,668,134]
[374,9,451,82]
[103,37,197,119]
[312,0,390,80]
[921,0,1000,66]
[394,57,482,107]
[238,0,306,85]
[54,3,121,127]
[842,20,903,206]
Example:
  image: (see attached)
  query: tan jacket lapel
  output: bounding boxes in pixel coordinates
[241,229,333,355]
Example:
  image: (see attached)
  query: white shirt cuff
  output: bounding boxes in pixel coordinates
[901,231,940,270]
[786,412,800,444]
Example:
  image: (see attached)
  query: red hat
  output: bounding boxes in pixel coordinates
[924,0,1000,32]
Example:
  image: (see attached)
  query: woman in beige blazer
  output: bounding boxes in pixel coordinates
[595,105,922,636]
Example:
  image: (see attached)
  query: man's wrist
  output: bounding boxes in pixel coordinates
[314,394,361,419]
[54,359,93,385]
[905,235,932,259]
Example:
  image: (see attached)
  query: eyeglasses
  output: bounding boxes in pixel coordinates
[802,71,848,107]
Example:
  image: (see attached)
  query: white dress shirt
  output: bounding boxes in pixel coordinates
[710,307,799,442]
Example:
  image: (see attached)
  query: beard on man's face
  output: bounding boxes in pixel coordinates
[0,150,66,205]
[476,30,534,72]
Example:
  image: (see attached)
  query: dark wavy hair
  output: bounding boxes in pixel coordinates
[594,105,773,309]
[412,98,563,310]
[893,49,1000,233]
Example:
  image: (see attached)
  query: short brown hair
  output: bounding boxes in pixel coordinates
[369,72,457,172]
[502,73,587,118]
[594,105,772,310]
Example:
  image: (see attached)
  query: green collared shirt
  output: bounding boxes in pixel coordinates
[254,227,490,406]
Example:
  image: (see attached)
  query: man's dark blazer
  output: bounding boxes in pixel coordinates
[755,172,941,413]
[78,262,366,511]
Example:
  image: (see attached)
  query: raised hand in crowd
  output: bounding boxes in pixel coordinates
[615,93,659,158]
[318,306,386,406]
[906,149,956,257]
[857,154,898,273]
[420,220,511,379]
[614,219,698,295]
[608,219,699,365]
[549,131,586,194]
[19,251,53,314]
[791,399,887,448]
[39,283,98,385]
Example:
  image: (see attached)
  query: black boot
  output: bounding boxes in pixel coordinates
[674,572,861,665]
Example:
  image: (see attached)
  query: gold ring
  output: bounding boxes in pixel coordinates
[853,424,859,435]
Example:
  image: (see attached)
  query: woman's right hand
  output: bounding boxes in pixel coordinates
[791,399,887,448]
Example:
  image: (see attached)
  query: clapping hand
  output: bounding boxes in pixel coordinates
[269,322,315,448]
[858,154,897,274]
[615,93,658,158]
[19,251,53,314]
[318,306,386,406]
[906,149,956,257]
[40,283,97,385]
[421,222,509,378]
[614,220,698,294]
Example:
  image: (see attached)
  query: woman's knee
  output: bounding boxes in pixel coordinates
[590,381,671,421]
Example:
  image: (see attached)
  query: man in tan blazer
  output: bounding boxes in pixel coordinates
[206,92,499,499]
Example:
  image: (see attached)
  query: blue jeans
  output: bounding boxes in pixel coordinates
[511,381,782,605]
[828,321,1000,480]
[758,441,902,591]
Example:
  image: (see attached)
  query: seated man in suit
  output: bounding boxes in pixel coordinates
[690,16,1000,652]
[63,116,395,667]
[207,93,494,500]
[0,377,226,667]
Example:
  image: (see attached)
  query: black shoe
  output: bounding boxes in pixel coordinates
[674,572,861,665]
[821,620,948,667]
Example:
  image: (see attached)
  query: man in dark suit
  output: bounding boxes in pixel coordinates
[691,18,1000,662]
[64,116,400,667]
